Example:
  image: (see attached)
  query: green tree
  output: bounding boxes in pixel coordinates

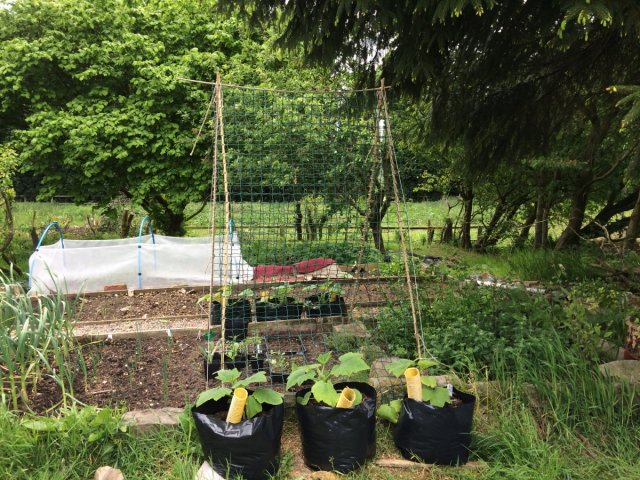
[236,0,640,249]
[0,144,17,267]
[0,0,324,235]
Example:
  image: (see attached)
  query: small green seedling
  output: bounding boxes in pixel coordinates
[286,351,369,407]
[198,286,254,304]
[195,368,283,419]
[377,358,452,424]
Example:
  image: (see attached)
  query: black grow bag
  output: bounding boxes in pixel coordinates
[192,394,285,480]
[256,297,303,321]
[295,381,376,473]
[394,388,475,465]
[305,295,347,318]
[210,300,251,340]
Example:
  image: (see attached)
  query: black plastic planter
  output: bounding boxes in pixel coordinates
[295,381,376,473]
[210,300,251,340]
[202,355,249,379]
[256,297,303,321]
[305,295,347,318]
[192,395,285,480]
[393,389,475,465]
[248,354,266,372]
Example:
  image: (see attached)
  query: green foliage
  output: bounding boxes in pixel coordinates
[506,248,600,282]
[0,145,17,255]
[195,368,282,419]
[286,351,369,407]
[377,357,451,424]
[375,284,595,373]
[0,403,202,479]
[242,239,382,265]
[0,0,335,235]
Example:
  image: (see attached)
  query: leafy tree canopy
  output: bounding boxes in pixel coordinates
[0,0,332,235]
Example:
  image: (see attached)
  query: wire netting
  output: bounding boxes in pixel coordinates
[200,80,421,393]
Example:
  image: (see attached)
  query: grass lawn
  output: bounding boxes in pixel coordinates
[2,339,638,479]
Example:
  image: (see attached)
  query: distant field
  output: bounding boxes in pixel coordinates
[9,199,472,277]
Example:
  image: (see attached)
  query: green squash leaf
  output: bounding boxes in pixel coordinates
[385,358,415,378]
[285,365,318,389]
[351,387,363,407]
[317,352,332,365]
[416,358,438,370]
[330,352,369,378]
[296,391,312,406]
[195,387,232,407]
[245,395,262,419]
[377,399,402,424]
[421,376,437,388]
[252,387,283,405]
[311,380,339,406]
[216,368,241,384]
[422,386,452,408]
[235,371,268,388]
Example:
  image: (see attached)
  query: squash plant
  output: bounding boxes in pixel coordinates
[377,358,451,423]
[286,351,370,407]
[196,368,282,419]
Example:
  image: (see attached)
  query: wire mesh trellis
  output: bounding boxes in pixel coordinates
[191,76,422,390]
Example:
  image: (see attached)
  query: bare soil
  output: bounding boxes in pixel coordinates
[26,332,344,414]
[74,282,399,323]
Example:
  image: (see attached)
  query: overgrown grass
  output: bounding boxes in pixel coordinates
[506,247,602,282]
[474,337,639,479]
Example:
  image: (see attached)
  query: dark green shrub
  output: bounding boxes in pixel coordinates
[375,285,569,374]
[242,240,382,265]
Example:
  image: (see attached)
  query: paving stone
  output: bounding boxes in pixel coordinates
[194,461,225,480]
[599,360,640,385]
[122,407,184,434]
[94,466,124,480]
[307,472,338,480]
[332,321,368,337]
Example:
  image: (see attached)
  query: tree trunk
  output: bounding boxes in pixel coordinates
[515,205,536,248]
[0,192,15,255]
[441,218,453,243]
[580,188,639,238]
[369,217,385,253]
[476,199,506,251]
[120,209,134,238]
[294,201,303,241]
[555,184,590,250]
[143,196,186,236]
[460,186,473,250]
[623,189,640,251]
[534,192,547,249]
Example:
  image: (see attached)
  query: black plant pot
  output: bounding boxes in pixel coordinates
[210,300,251,340]
[256,297,304,321]
[248,354,266,372]
[202,354,249,379]
[393,389,475,465]
[192,394,285,480]
[295,381,376,473]
[305,295,347,318]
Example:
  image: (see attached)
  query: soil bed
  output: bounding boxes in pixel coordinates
[27,333,345,414]
[74,282,400,323]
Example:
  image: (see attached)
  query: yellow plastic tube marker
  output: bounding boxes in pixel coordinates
[405,367,422,401]
[336,386,356,408]
[226,387,248,423]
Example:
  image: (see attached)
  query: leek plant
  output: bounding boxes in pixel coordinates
[0,272,81,411]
